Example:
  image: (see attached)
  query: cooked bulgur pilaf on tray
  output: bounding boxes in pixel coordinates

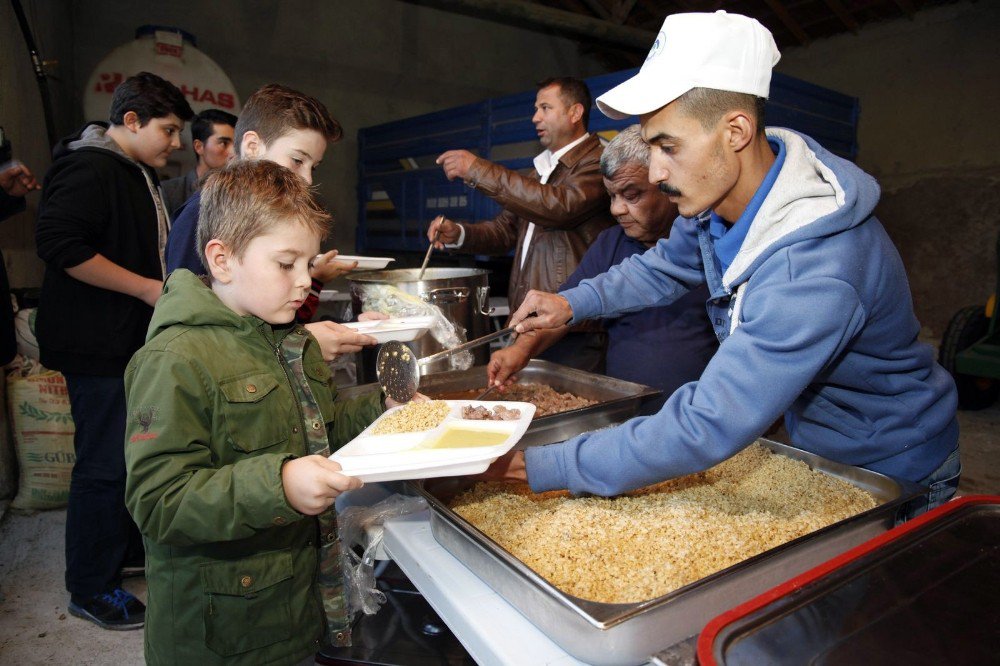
[370,400,451,435]
[449,443,877,604]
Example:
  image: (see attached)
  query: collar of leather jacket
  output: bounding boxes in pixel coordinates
[553,133,602,172]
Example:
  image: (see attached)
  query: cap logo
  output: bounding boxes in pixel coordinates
[646,31,665,61]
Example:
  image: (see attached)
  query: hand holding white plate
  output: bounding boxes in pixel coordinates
[342,316,433,343]
[331,400,536,483]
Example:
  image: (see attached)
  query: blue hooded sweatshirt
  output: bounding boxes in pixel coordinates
[526,128,958,495]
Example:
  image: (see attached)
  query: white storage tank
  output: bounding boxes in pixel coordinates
[82,25,241,176]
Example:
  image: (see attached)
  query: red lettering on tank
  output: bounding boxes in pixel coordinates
[95,72,124,94]
[155,43,183,58]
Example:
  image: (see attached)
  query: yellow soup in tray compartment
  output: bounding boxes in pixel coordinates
[422,426,511,449]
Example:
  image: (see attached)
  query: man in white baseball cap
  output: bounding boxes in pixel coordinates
[492,11,960,523]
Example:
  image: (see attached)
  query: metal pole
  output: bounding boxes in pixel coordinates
[10,0,59,148]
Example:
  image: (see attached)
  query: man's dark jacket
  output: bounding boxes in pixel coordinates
[35,123,164,375]
[457,134,614,316]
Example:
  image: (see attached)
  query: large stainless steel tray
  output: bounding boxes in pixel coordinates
[410,439,925,666]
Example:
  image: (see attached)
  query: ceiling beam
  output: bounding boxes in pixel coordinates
[398,0,657,52]
[551,0,594,15]
[822,0,860,33]
[762,0,810,46]
[580,0,612,21]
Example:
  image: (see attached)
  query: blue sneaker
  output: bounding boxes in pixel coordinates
[68,588,145,630]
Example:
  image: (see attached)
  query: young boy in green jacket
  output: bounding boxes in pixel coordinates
[124,160,393,664]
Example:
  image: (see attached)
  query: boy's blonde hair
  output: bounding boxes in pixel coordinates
[197,160,331,262]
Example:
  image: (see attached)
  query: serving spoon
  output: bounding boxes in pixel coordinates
[376,324,520,403]
[417,225,442,281]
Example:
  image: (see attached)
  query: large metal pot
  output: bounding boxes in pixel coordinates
[349,268,493,381]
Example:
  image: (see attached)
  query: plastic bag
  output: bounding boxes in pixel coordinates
[339,494,428,617]
[357,284,473,371]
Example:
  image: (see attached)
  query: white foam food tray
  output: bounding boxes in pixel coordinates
[318,289,351,302]
[331,400,536,483]
[341,316,434,342]
[335,255,395,270]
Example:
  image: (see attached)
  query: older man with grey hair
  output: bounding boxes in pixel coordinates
[487,125,717,411]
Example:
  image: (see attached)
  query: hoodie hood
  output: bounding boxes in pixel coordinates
[54,122,137,166]
[147,270,248,342]
[722,128,881,290]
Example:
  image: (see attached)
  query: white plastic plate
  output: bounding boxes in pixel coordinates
[319,289,350,302]
[341,316,434,342]
[335,255,395,270]
[331,400,536,483]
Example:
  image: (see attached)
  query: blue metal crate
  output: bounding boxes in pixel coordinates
[357,69,859,253]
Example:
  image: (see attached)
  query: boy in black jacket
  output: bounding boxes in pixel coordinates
[35,72,193,630]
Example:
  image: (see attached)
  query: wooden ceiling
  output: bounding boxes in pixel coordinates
[403,0,961,68]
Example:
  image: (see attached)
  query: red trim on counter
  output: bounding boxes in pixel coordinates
[696,495,1000,666]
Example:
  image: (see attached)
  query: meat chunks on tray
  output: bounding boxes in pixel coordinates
[461,404,521,421]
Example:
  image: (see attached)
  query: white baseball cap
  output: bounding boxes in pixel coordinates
[596,11,781,120]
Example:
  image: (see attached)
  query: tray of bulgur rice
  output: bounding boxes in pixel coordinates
[410,438,926,666]
[330,399,535,483]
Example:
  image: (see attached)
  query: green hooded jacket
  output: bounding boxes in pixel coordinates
[124,270,383,665]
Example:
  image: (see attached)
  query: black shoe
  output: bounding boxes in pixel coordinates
[68,588,145,630]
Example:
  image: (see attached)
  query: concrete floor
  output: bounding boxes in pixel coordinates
[0,403,997,665]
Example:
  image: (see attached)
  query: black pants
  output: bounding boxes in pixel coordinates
[63,373,142,597]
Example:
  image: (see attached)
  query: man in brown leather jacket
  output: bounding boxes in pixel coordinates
[427,77,614,371]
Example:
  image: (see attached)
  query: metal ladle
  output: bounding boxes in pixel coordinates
[417,225,442,281]
[376,324,520,403]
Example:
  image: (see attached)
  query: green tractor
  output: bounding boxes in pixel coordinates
[939,232,1000,409]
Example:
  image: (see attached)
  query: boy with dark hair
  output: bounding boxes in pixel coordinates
[161,108,238,217]
[35,71,194,629]
[165,84,374,357]
[125,160,392,662]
